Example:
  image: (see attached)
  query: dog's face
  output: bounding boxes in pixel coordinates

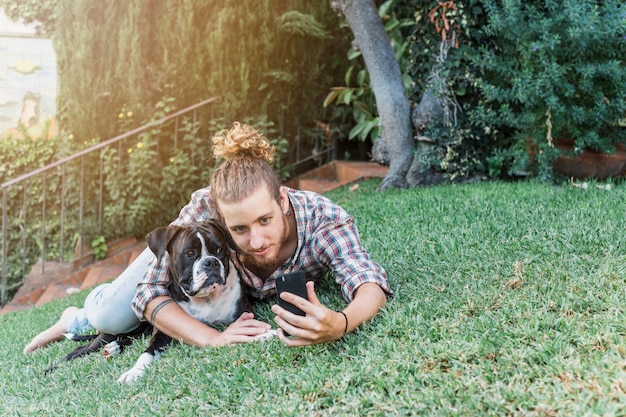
[147,220,237,298]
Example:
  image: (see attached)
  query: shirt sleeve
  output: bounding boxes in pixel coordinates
[312,215,392,302]
[131,187,217,319]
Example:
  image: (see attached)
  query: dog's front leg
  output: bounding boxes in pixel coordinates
[117,351,156,384]
[117,331,172,384]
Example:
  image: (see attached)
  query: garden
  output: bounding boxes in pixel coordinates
[0,0,625,414]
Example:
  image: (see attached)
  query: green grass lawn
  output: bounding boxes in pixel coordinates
[1,179,625,416]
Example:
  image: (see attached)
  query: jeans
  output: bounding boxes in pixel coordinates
[66,246,155,335]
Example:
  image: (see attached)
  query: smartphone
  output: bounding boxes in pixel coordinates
[275,270,308,317]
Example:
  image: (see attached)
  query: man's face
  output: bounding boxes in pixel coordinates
[218,186,289,272]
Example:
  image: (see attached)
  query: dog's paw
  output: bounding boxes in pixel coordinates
[254,329,278,342]
[103,341,121,359]
[117,366,147,384]
[117,352,154,384]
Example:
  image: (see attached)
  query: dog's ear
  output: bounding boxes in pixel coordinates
[146,226,183,261]
[204,219,240,252]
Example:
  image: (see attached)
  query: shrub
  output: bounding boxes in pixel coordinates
[0,134,68,296]
[471,0,626,177]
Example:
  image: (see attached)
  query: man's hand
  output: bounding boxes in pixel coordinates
[271,281,386,347]
[146,296,271,347]
[210,312,274,346]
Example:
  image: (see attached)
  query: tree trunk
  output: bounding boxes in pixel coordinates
[330,0,414,190]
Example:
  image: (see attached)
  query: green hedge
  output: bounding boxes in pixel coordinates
[53,1,350,154]
[402,0,626,180]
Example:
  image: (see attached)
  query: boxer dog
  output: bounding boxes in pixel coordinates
[44,220,275,379]
[114,219,261,383]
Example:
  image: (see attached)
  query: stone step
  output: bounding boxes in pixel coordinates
[297,178,342,194]
[286,160,388,193]
[80,265,126,290]
[7,287,45,308]
[72,237,139,270]
[335,160,389,182]
[106,237,140,255]
[0,241,146,314]
[36,284,79,306]
[59,269,89,287]
[129,246,147,265]
[12,261,75,299]
[0,303,31,314]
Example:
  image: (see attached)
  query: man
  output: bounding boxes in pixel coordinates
[24,122,391,353]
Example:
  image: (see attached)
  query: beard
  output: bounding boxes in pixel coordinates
[245,249,280,273]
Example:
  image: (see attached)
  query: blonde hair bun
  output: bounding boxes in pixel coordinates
[212,122,275,163]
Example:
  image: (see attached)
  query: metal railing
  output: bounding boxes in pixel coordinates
[1,97,219,305]
[1,97,337,305]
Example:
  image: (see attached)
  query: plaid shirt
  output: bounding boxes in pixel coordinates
[131,186,392,319]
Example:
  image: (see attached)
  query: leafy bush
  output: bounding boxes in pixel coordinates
[471,0,626,177]
[91,236,107,260]
[326,0,496,182]
[100,112,290,239]
[0,134,65,290]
